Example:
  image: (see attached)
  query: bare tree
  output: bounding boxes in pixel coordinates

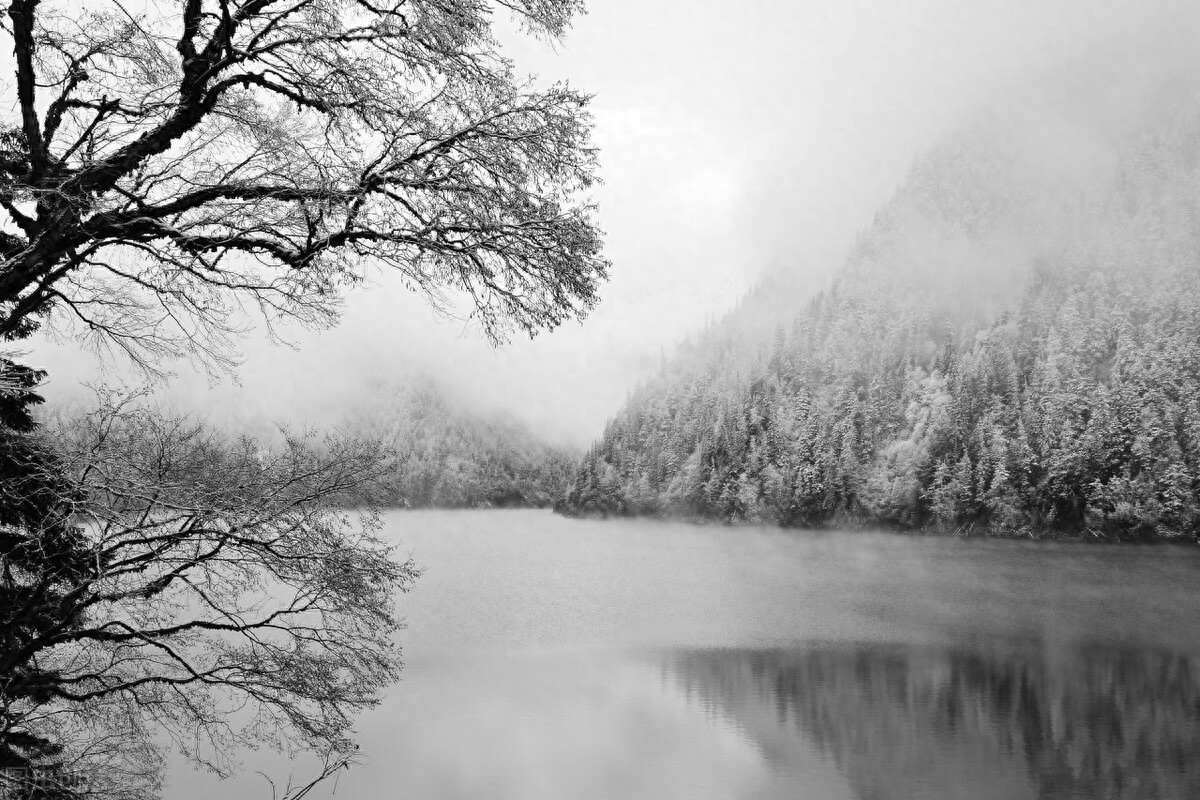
[0,0,607,368]
[0,3,604,794]
[2,390,418,799]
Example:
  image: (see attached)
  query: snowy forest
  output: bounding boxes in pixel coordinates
[560,88,1200,540]
[338,382,578,508]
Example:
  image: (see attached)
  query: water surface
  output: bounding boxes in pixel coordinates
[175,510,1200,799]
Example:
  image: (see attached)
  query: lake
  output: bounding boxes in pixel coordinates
[174,509,1200,800]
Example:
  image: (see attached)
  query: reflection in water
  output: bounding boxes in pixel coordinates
[164,514,1200,800]
[669,643,1200,800]
[286,650,854,800]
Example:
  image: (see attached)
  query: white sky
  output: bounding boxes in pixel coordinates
[27,0,1200,446]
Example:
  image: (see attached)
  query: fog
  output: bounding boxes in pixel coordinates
[25,0,1200,446]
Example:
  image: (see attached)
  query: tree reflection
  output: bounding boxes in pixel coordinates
[669,642,1200,799]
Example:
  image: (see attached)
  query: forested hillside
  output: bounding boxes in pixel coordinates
[561,91,1200,540]
[342,381,578,508]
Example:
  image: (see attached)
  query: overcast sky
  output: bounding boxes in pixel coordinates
[26,0,1200,446]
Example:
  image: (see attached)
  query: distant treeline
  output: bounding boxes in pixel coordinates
[343,383,578,509]
[559,96,1200,540]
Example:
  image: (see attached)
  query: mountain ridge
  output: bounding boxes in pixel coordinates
[559,79,1200,540]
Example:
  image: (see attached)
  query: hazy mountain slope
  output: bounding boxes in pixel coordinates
[338,380,580,508]
[560,84,1200,539]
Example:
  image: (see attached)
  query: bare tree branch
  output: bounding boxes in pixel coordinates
[0,0,606,370]
[0,389,420,798]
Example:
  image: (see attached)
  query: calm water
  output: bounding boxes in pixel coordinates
[175,510,1200,800]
